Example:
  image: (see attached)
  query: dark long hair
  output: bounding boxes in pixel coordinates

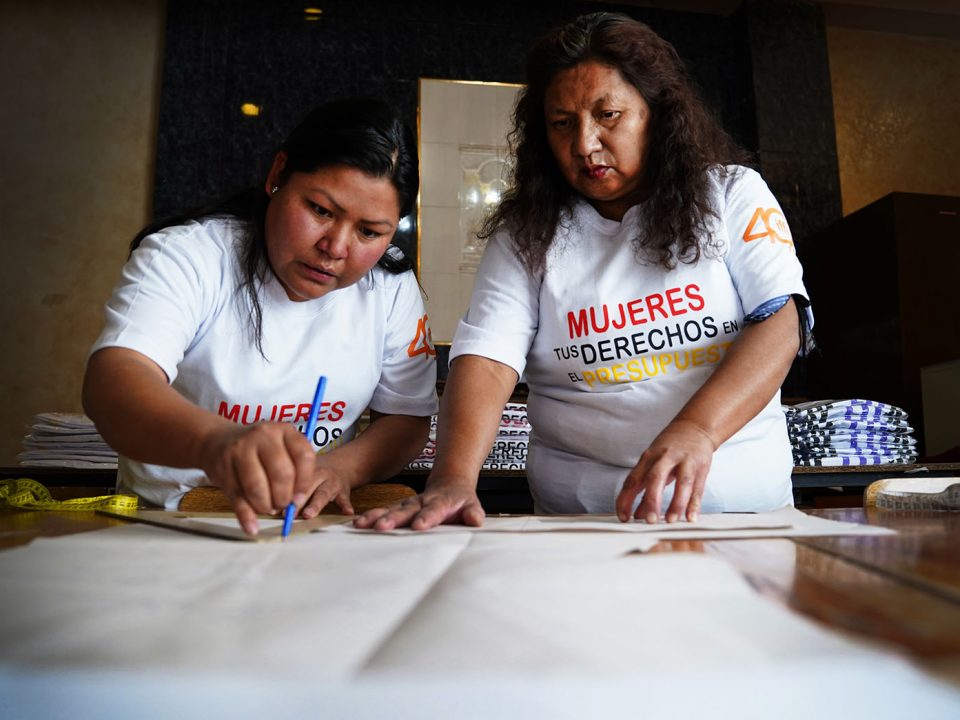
[479,12,750,273]
[131,97,419,354]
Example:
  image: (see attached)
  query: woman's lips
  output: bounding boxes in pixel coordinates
[301,262,337,283]
[582,166,610,180]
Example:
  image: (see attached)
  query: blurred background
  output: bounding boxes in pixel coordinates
[1,0,958,464]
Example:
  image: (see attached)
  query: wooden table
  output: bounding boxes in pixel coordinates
[697,508,960,684]
[2,505,959,686]
[6,463,960,513]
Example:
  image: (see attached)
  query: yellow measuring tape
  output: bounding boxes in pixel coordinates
[0,478,139,512]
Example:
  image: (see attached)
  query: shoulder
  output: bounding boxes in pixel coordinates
[134,216,251,278]
[705,165,772,205]
[367,262,415,288]
[481,228,541,281]
[488,227,525,256]
[135,216,250,260]
[363,264,422,306]
[123,217,252,299]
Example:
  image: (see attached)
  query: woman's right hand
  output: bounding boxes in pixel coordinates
[200,421,318,535]
[353,480,485,531]
[355,355,512,532]
[83,348,320,536]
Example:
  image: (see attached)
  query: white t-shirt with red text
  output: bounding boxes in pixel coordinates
[452,166,810,513]
[90,217,438,508]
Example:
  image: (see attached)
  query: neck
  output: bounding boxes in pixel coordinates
[586,181,651,222]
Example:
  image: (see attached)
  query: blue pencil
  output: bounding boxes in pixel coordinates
[281,502,295,539]
[282,374,327,541]
[303,375,328,446]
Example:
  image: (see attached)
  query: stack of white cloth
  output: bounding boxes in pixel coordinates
[17,412,118,469]
[407,403,531,471]
[783,399,918,467]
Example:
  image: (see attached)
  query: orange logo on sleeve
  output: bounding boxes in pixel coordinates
[743,207,793,247]
[407,314,437,359]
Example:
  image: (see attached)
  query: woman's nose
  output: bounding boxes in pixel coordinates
[318,224,349,259]
[573,120,602,158]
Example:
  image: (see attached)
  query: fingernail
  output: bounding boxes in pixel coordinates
[293,493,307,507]
[244,521,259,536]
[689,511,699,522]
[618,512,628,523]
[301,507,315,519]
[666,513,677,524]
[646,512,658,524]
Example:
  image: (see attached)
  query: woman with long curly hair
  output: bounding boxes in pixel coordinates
[359,12,812,531]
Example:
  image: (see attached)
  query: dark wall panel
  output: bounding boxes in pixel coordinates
[154,0,840,256]
[155,0,747,215]
[739,0,842,243]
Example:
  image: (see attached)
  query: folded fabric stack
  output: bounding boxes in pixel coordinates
[407,402,531,471]
[783,399,918,467]
[18,412,118,469]
[484,404,531,470]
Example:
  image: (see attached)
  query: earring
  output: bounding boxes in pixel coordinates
[271,185,279,195]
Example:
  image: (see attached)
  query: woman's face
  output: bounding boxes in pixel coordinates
[264,158,400,302]
[544,60,652,221]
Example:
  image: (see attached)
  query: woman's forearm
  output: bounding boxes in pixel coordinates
[316,411,431,488]
[672,299,801,448]
[428,354,519,490]
[82,347,232,468]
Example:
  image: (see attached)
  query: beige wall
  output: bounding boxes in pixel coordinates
[0,1,164,464]
[418,80,522,343]
[828,26,960,215]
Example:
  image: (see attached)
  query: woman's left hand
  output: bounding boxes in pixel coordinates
[614,419,717,524]
[615,299,801,524]
[299,467,355,519]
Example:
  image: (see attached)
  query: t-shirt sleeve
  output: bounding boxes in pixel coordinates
[721,167,814,333]
[449,231,540,378]
[369,271,439,417]
[87,223,224,384]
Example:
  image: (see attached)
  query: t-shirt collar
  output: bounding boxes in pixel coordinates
[262,269,343,318]
[573,197,644,235]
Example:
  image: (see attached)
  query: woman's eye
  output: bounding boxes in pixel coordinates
[311,203,332,217]
[600,110,620,121]
[359,227,382,240]
[550,118,570,130]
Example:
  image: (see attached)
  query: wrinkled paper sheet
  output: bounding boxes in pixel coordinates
[317,505,895,541]
[1,518,954,720]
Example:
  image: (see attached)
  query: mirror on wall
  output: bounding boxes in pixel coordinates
[417,78,524,344]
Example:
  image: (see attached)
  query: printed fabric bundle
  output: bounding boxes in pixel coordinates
[407,403,530,471]
[783,399,918,467]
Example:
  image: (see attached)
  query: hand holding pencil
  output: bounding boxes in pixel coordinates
[293,375,355,522]
[198,419,317,536]
[200,375,337,537]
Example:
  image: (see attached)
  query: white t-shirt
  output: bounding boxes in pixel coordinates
[452,166,811,513]
[90,217,438,509]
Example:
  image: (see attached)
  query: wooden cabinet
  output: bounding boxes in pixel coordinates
[799,192,960,454]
